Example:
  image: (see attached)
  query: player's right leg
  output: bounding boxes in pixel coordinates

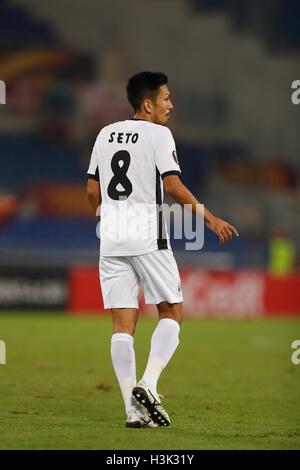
[132,250,183,426]
[133,304,182,427]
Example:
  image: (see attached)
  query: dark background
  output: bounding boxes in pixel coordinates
[0,0,299,275]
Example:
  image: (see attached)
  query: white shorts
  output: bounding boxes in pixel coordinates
[99,249,183,309]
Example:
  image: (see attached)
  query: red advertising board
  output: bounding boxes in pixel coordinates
[68,267,300,317]
[69,267,104,314]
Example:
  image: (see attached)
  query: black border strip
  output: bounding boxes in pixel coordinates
[87,168,99,181]
[156,167,168,250]
[161,170,181,179]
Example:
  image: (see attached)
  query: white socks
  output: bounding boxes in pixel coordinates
[111,319,180,414]
[141,318,180,395]
[111,333,136,414]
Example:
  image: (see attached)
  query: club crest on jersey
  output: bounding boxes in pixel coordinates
[172,150,179,165]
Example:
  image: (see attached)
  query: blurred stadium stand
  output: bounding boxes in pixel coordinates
[0,0,299,274]
[190,0,300,51]
[0,0,59,50]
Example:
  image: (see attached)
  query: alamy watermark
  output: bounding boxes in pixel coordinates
[0,340,6,365]
[0,80,6,104]
[96,202,205,251]
[291,80,300,105]
[291,340,300,365]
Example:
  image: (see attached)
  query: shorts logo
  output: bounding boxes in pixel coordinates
[172,150,179,165]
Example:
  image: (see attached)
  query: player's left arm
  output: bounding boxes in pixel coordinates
[87,178,101,217]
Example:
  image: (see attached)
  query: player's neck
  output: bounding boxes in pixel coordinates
[133,112,155,123]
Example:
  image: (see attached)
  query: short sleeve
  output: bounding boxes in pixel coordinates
[154,126,181,179]
[87,138,99,181]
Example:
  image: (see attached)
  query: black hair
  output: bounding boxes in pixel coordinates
[126,71,168,112]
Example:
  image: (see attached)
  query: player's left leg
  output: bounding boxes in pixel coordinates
[111,308,157,428]
[100,256,150,427]
[111,308,140,425]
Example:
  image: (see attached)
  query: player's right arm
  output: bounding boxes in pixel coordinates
[163,175,238,244]
[153,126,238,244]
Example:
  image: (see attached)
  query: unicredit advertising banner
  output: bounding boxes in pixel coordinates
[69,267,300,317]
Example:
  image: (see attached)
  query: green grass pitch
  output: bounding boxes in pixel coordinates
[0,313,299,450]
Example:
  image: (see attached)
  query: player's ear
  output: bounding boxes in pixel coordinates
[143,99,153,114]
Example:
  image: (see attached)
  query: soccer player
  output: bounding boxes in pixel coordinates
[87,71,238,428]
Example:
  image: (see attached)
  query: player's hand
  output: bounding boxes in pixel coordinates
[206,216,239,244]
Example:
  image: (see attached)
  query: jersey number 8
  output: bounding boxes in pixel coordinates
[107,150,133,200]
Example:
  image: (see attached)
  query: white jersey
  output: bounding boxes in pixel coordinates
[87,119,181,256]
